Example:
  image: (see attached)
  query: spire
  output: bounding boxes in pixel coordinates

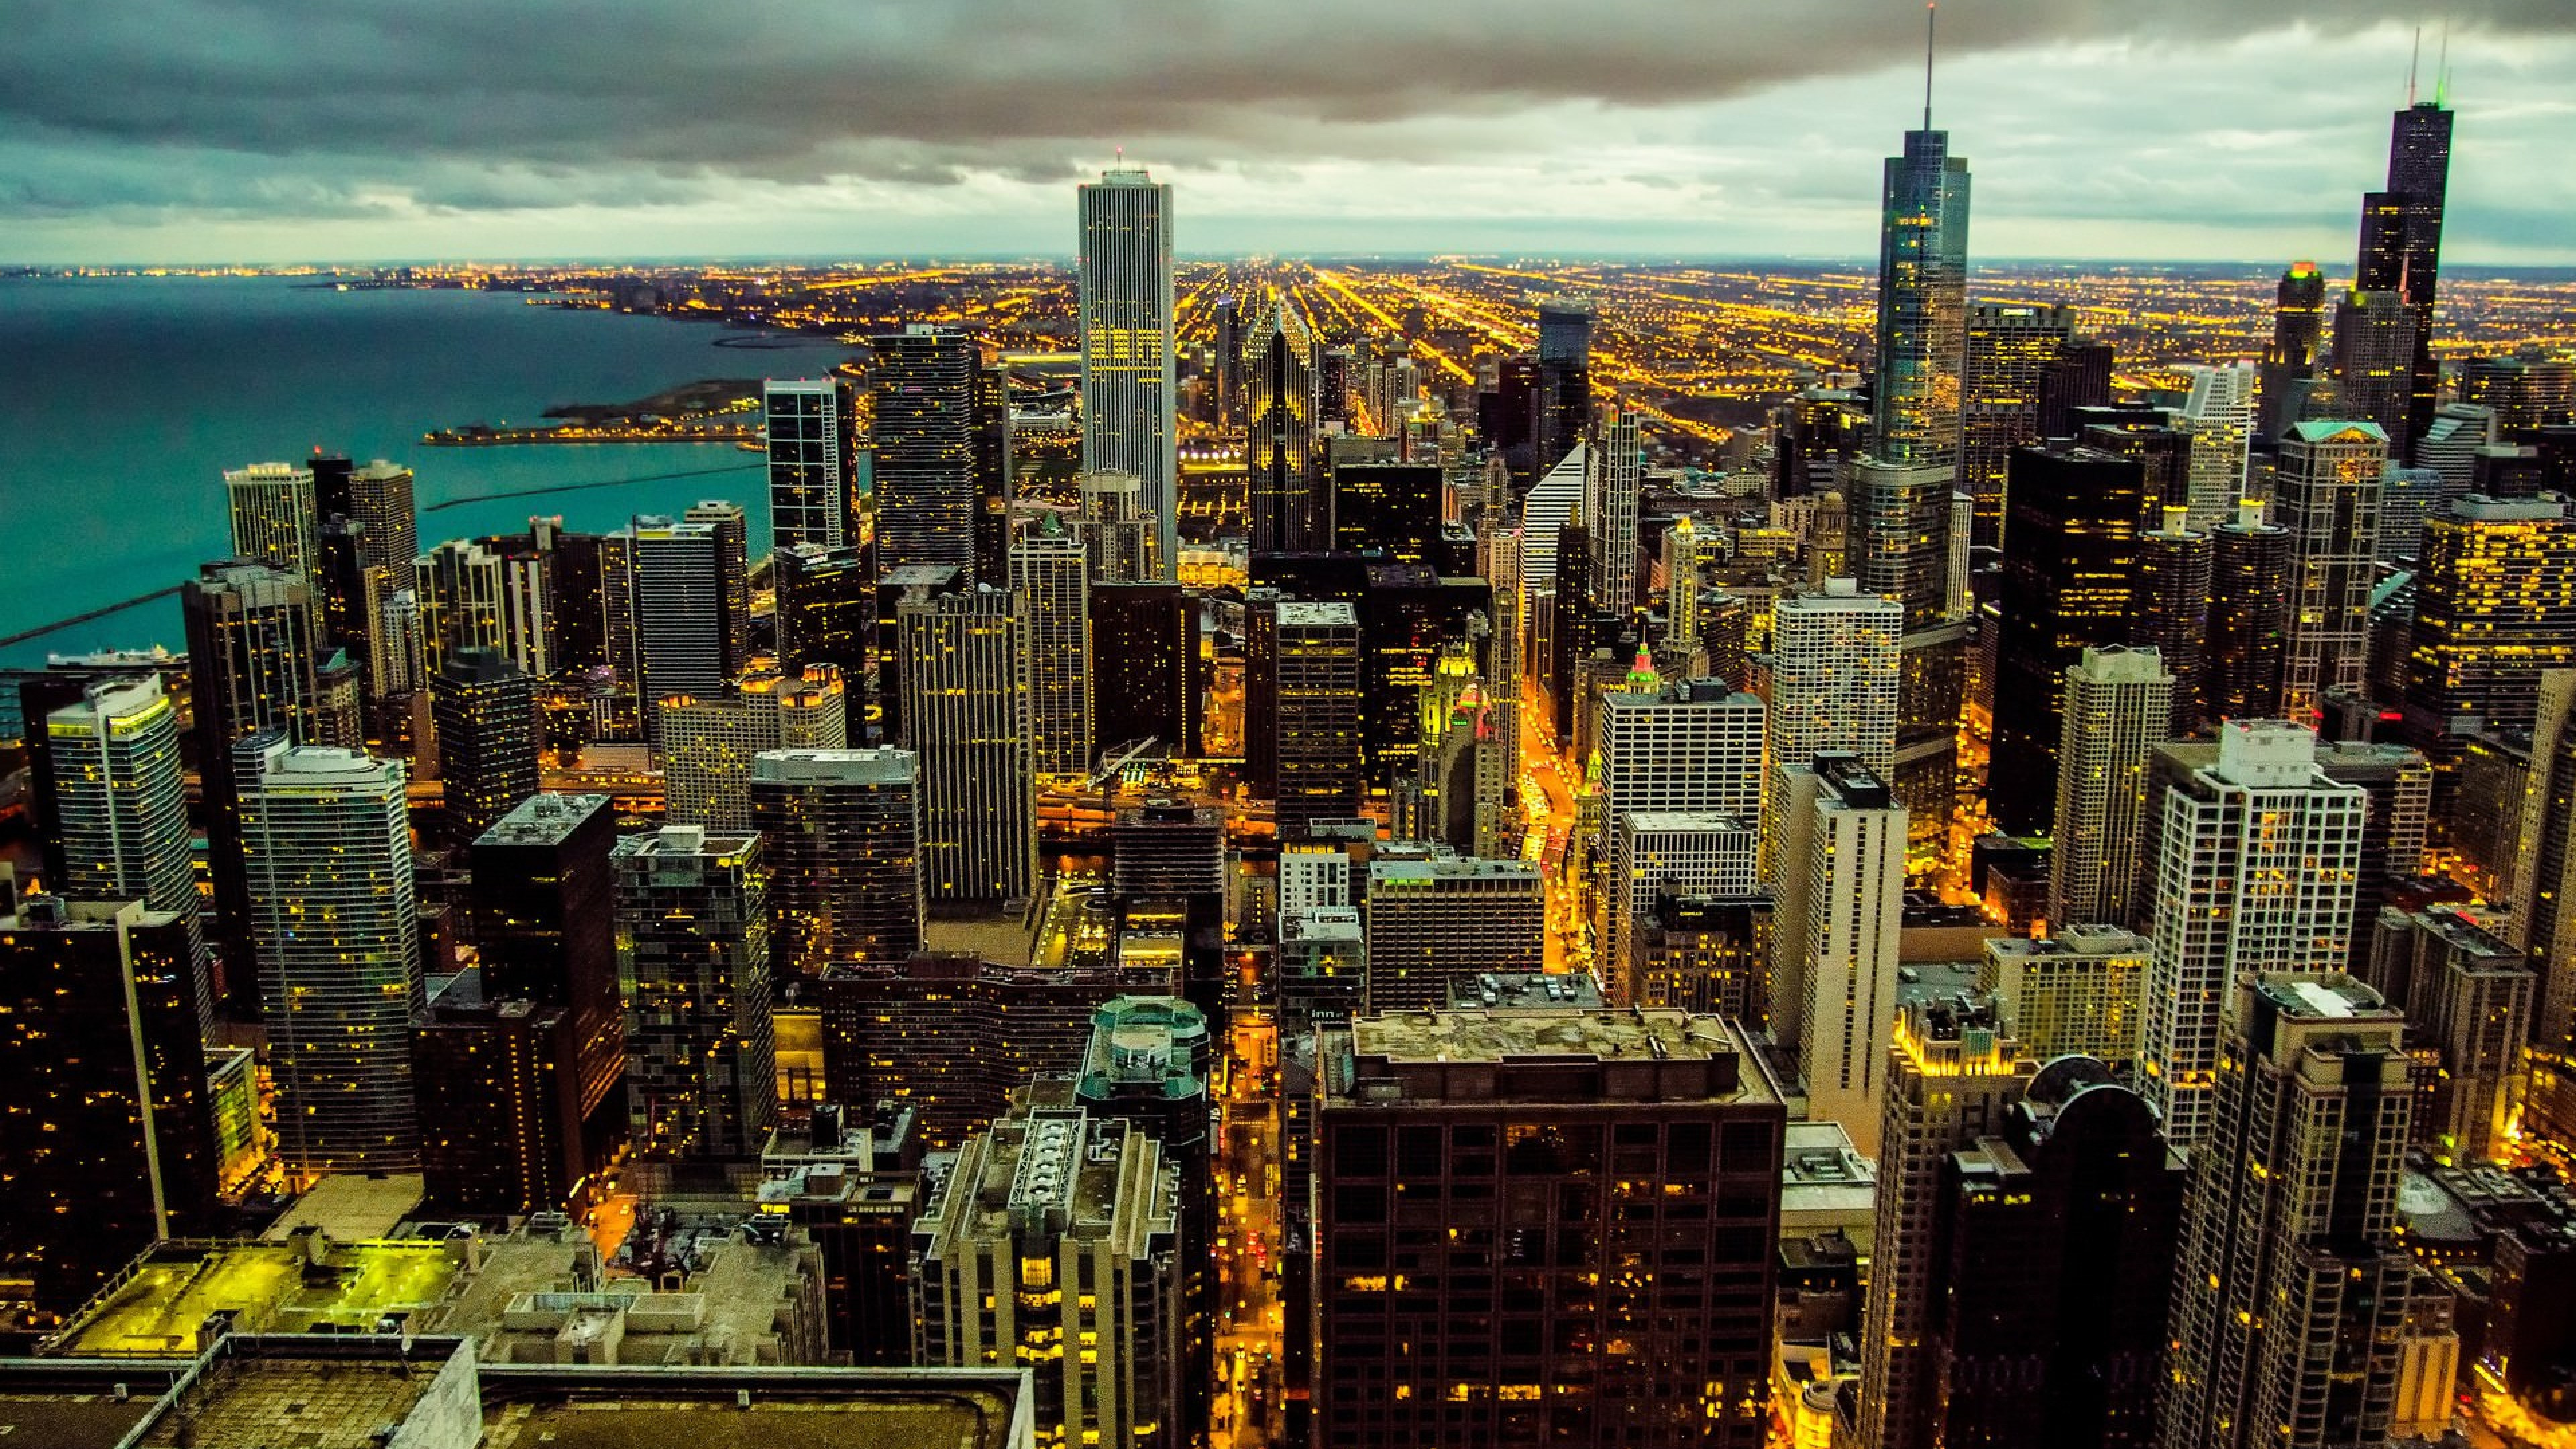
[1923,1,1937,131]
[2407,25,2420,107]
[2435,21,2451,108]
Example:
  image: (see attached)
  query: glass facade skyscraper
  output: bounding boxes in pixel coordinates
[1079,168,1177,578]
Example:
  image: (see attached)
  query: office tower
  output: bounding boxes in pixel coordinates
[0,881,217,1316]
[1628,888,1772,1021]
[1246,302,1322,554]
[237,737,422,1181]
[680,499,752,678]
[43,678,209,1028]
[1213,294,1243,421]
[470,793,623,1171]
[1987,443,2149,833]
[1960,302,2076,549]
[2356,96,2454,458]
[2136,508,2212,734]
[1360,852,1542,1009]
[2519,674,2576,1146]
[1330,461,1444,562]
[869,564,962,744]
[2333,289,2421,455]
[913,1100,1181,1449]
[973,362,1015,586]
[2163,974,2414,1449]
[1595,678,1763,820]
[1587,409,1643,611]
[1010,513,1091,775]
[413,536,555,679]
[1112,801,1224,904]
[2420,402,2499,502]
[872,325,979,578]
[2180,360,2258,529]
[899,589,1037,905]
[1548,504,1597,743]
[1601,812,1758,998]
[313,650,364,747]
[2257,261,2329,440]
[1768,755,1906,1154]
[223,460,318,580]
[2467,354,2576,431]
[537,519,608,674]
[615,824,776,1161]
[774,541,873,678]
[1270,601,1363,837]
[623,514,730,713]
[1847,989,2031,1449]
[2204,500,2294,724]
[411,986,590,1221]
[2407,493,2576,737]
[660,663,849,831]
[2045,647,2173,930]
[1533,293,1594,472]
[1077,470,1155,584]
[2374,465,2443,564]
[1400,649,1506,857]
[1762,581,1902,778]
[1314,1007,1782,1448]
[1067,996,1214,1443]
[1077,168,1176,576]
[1849,455,1955,631]
[2366,905,2532,1159]
[431,647,537,839]
[1774,384,1868,498]
[2035,337,2116,439]
[765,378,854,552]
[749,749,923,974]
[2137,722,2365,1144]
[1872,101,1970,468]
[184,560,322,998]
[1091,581,1199,756]
[1925,1057,2184,1449]
[1978,927,2151,1063]
[2276,421,2390,720]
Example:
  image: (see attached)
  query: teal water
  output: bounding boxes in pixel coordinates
[0,276,849,665]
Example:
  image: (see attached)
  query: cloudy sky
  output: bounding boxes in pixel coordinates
[5,1,2573,266]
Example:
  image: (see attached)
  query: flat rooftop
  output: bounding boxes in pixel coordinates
[483,1389,1026,1449]
[132,1354,445,1448]
[1354,1007,1742,1065]
[264,1172,427,1241]
[50,1239,462,1358]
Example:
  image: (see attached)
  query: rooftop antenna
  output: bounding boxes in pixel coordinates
[2436,20,2451,107]
[1923,2,1937,131]
[2407,25,2420,107]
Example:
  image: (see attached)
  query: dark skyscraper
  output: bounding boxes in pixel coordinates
[2204,500,2294,725]
[749,748,924,975]
[774,541,875,679]
[470,792,623,1173]
[871,325,979,579]
[972,360,1016,586]
[183,559,321,998]
[431,646,538,841]
[2135,508,2213,737]
[1533,294,1593,474]
[2356,96,2454,460]
[1962,303,2077,550]
[2257,261,2328,441]
[1247,302,1324,555]
[1091,581,1201,756]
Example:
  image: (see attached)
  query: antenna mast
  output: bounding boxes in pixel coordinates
[1923,2,1937,131]
[2407,25,2420,106]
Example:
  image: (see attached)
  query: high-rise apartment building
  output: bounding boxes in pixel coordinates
[1271,601,1364,837]
[2466,354,2576,431]
[431,647,538,839]
[470,792,623,1169]
[2277,421,2390,720]
[2204,499,2294,724]
[1362,852,1542,1010]
[0,881,217,1316]
[899,588,1036,905]
[749,749,923,975]
[1855,992,2035,1449]
[765,378,855,553]
[2407,493,2576,738]
[343,459,420,586]
[2366,904,2532,1159]
[659,662,849,832]
[412,985,585,1218]
[2163,974,2416,1449]
[623,513,731,715]
[1978,926,2151,1065]
[1849,455,1955,632]
[1246,303,1323,555]
[615,825,776,1161]
[1768,754,1907,1154]
[1010,513,1092,775]
[872,325,979,578]
[223,460,318,580]
[43,677,209,1028]
[973,360,1015,586]
[1587,410,1643,612]
[1961,302,2076,549]
[1313,1007,1783,1448]
[237,737,422,1181]
[1761,581,1902,780]
[1079,167,1178,578]
[913,1101,1182,1449]
[2512,672,2576,1148]
[413,537,555,680]
[2137,722,2365,1144]
[1601,812,1757,1000]
[2179,360,2259,529]
[2047,646,2174,930]
[680,499,753,680]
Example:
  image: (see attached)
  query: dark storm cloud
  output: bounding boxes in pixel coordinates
[4,0,2567,197]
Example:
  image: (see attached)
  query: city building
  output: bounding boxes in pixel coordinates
[1270,600,1364,837]
[765,377,855,553]
[1010,513,1092,775]
[468,793,623,1181]
[1595,678,1764,821]
[1078,469,1155,584]
[1870,107,1970,470]
[913,1101,1181,1449]
[1960,302,2077,549]
[1760,580,1902,781]
[41,676,209,1028]
[872,325,979,578]
[430,646,537,839]
[623,513,732,716]
[1588,409,1644,611]
[1768,754,1907,1155]
[973,360,1014,584]
[413,535,554,680]
[2162,974,2416,1449]
[2137,722,2365,1144]
[1112,801,1225,902]
[898,589,1037,906]
[615,825,776,1161]
[1978,926,2150,1065]
[183,559,321,987]
[0,879,217,1318]
[2365,904,2531,1159]
[774,540,873,678]
[2204,499,2294,724]
[2466,354,2576,431]
[1362,851,1543,1010]
[749,749,924,975]
[1626,888,1772,1022]
[1246,303,1323,554]
[659,662,849,831]
[2133,508,2212,735]
[2257,260,2328,441]
[1313,1007,1783,1447]
[2045,646,2174,930]
[1078,166,1179,577]
[237,737,422,1181]
[2355,95,2455,459]
[1090,580,1200,759]
[2277,420,2391,720]
[223,460,317,580]
[412,977,586,1218]
[2407,493,2576,739]
[2334,288,2421,454]
[2517,672,2576,1148]
[1601,811,1758,998]
[2178,360,2259,529]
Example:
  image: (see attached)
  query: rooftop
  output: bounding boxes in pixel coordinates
[1343,1008,1770,1108]
[480,1370,1034,1449]
[1444,972,1604,1011]
[477,792,610,846]
[264,1173,427,1242]
[48,1236,462,1358]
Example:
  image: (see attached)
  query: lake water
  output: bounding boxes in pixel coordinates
[0,276,846,665]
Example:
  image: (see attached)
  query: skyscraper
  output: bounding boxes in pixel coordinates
[1078,166,1178,578]
[1601,812,1758,1000]
[2135,507,2212,735]
[1960,302,2076,549]
[2178,360,2258,529]
[1271,601,1364,837]
[682,498,753,681]
[2046,646,2174,932]
[1246,302,1323,555]
[1595,678,1764,821]
[1010,513,1092,775]
[2277,421,2390,720]
[2162,974,2416,1449]
[1533,293,1595,474]
[2332,289,2421,455]
[899,588,1036,905]
[1768,754,1907,1155]
[2204,500,2294,724]
[764,378,855,553]
[2137,722,2365,1144]
[223,461,318,580]
[1849,455,1955,631]
[1761,581,1902,781]
[1587,409,1644,612]
[624,514,730,715]
[972,359,1015,586]
[413,536,555,679]
[2256,261,2328,441]
[2406,492,2576,738]
[431,646,539,840]
[2355,95,2454,460]
[1870,95,1970,469]
[2516,672,2576,1147]
[1090,580,1200,757]
[44,677,209,1028]
[871,325,979,578]
[1077,470,1155,584]
[470,792,623,1173]
[614,824,776,1161]
[237,737,423,1181]
[749,749,923,974]
[183,559,321,994]
[659,663,849,831]
[773,541,874,678]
